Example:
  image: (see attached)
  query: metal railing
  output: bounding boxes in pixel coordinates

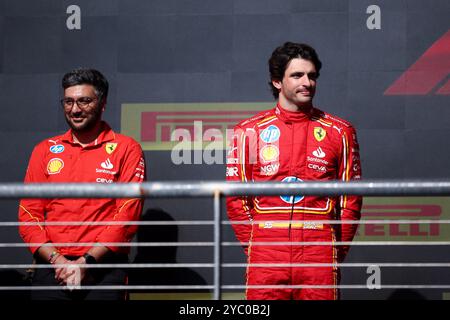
[3,180,450,300]
[2,180,450,198]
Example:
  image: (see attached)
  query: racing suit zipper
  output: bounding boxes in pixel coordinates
[289,198,294,239]
[288,122,295,240]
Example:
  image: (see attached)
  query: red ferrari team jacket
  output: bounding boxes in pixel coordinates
[226,104,362,259]
[18,122,146,256]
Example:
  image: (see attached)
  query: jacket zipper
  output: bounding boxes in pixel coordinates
[288,122,295,239]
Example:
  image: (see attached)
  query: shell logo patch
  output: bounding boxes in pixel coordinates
[47,158,64,175]
[313,127,326,142]
[106,143,118,154]
[260,145,279,163]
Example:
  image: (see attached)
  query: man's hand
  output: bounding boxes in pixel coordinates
[64,264,82,290]
[60,256,94,289]
[52,255,76,285]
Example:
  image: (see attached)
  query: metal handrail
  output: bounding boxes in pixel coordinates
[1,219,449,227]
[5,180,450,300]
[2,180,450,198]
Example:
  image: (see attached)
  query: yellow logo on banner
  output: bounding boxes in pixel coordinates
[120,102,273,151]
[106,143,118,154]
[313,127,326,142]
[47,158,64,175]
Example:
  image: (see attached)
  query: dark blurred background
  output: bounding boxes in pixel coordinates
[0,0,449,299]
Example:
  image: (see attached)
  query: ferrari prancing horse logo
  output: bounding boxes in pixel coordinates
[106,143,118,154]
[313,127,326,142]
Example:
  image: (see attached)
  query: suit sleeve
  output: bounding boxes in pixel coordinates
[226,126,255,255]
[96,142,146,253]
[337,125,362,262]
[18,145,51,254]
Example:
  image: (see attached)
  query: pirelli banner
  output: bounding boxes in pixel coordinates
[121,102,272,151]
[358,197,450,241]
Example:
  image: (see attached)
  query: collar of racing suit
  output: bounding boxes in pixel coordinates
[275,103,315,123]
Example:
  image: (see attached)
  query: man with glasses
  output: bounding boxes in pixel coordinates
[18,68,146,300]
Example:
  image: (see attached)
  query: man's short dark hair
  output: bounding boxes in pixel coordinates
[62,68,109,104]
[268,42,322,99]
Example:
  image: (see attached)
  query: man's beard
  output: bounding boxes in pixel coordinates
[65,107,102,132]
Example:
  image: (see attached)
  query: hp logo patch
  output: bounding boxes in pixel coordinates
[50,145,65,154]
[280,176,304,204]
[260,125,280,143]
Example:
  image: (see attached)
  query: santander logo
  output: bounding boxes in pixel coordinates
[101,158,114,170]
[312,147,326,158]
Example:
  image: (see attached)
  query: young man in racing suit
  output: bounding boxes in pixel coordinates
[226,42,362,300]
[18,69,146,300]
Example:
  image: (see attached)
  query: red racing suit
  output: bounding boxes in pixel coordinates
[18,122,146,256]
[226,104,362,300]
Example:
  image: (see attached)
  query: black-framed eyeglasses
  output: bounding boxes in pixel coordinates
[60,97,97,109]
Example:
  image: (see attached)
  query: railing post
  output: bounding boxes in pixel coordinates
[213,189,222,300]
